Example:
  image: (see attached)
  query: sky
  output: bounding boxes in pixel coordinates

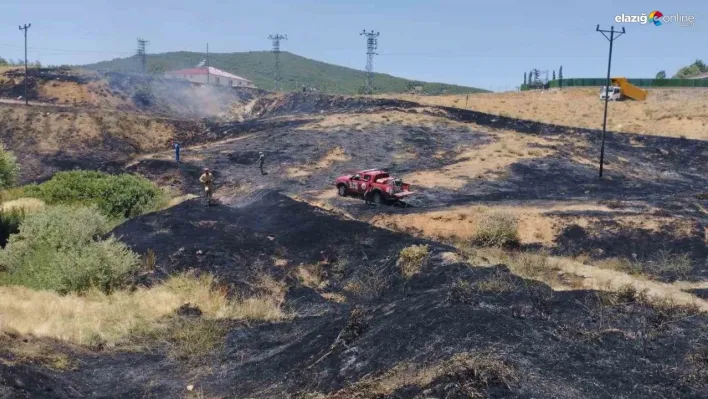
[0,0,706,91]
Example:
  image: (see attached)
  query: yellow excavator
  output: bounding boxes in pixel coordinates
[600,77,648,101]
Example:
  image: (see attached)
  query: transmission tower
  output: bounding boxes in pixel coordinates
[268,34,287,91]
[136,38,149,74]
[360,30,380,94]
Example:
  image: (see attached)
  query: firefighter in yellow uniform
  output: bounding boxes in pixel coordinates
[199,168,214,203]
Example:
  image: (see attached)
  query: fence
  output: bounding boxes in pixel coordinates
[521,78,708,90]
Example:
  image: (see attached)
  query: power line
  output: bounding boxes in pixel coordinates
[19,23,31,106]
[268,33,287,92]
[360,29,380,94]
[136,38,149,74]
[596,24,626,179]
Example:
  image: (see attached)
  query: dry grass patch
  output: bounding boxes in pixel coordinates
[166,193,198,208]
[370,203,575,246]
[594,251,693,280]
[344,263,393,299]
[0,333,75,370]
[473,271,519,294]
[138,318,229,365]
[321,292,347,303]
[0,187,28,203]
[299,110,460,132]
[403,132,557,189]
[398,244,430,278]
[295,263,326,289]
[287,146,350,178]
[385,88,708,140]
[472,212,520,247]
[595,257,642,275]
[328,351,518,398]
[0,197,45,214]
[0,272,285,346]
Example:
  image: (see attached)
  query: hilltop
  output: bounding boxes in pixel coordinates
[81,51,488,95]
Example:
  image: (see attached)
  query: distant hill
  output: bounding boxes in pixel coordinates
[81,51,488,95]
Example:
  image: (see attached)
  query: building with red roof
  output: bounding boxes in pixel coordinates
[164,66,255,88]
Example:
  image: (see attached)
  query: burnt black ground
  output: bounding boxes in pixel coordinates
[2,86,708,397]
[2,192,707,398]
[131,97,707,278]
[111,191,435,295]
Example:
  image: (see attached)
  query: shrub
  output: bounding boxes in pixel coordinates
[398,244,430,278]
[0,205,139,294]
[0,143,19,189]
[473,212,520,247]
[24,170,165,219]
[645,251,693,280]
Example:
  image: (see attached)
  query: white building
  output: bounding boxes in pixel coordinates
[164,66,255,88]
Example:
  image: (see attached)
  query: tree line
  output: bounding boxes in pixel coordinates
[0,56,42,68]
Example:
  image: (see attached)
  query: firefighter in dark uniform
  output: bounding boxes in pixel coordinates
[257,152,265,175]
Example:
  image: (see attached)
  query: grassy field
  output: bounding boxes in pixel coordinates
[384,87,708,140]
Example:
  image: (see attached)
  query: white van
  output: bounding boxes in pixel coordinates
[600,86,622,101]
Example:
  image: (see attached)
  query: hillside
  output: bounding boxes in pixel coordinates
[82,51,488,95]
[383,87,708,140]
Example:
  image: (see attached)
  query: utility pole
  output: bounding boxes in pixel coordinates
[360,30,380,95]
[596,25,625,179]
[18,23,31,106]
[136,38,149,74]
[268,34,287,91]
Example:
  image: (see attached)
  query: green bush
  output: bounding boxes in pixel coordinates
[0,205,139,294]
[473,212,520,248]
[0,143,20,189]
[24,170,165,219]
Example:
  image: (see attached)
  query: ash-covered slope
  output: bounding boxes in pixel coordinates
[110,190,434,295]
[5,191,706,399]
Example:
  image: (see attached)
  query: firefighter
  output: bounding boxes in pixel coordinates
[363,181,374,206]
[173,140,181,164]
[256,152,265,175]
[199,168,214,201]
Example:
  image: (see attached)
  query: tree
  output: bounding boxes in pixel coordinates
[148,61,167,75]
[529,69,534,84]
[552,70,556,80]
[655,70,666,79]
[673,59,707,78]
[559,66,563,80]
[523,72,527,85]
[0,143,20,189]
[0,57,7,66]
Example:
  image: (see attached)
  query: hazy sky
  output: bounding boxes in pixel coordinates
[0,0,706,91]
